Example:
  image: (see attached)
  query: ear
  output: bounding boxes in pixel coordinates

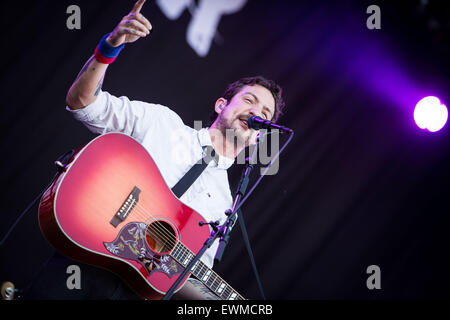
[214,98,227,114]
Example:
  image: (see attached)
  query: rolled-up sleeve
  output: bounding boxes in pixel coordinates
[66,90,176,143]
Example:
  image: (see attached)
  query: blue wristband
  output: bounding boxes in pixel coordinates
[96,33,125,59]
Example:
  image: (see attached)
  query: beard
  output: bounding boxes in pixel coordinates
[216,113,255,148]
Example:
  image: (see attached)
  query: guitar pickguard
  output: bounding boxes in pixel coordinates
[104,222,182,278]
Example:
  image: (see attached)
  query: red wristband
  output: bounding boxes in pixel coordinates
[94,47,117,64]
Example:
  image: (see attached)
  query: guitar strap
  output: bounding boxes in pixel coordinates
[171,144,266,299]
[171,146,217,198]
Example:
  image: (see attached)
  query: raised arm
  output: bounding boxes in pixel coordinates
[66,0,152,110]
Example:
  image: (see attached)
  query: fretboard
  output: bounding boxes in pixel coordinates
[171,242,245,300]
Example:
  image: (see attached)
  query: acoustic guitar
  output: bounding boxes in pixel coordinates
[38,132,244,300]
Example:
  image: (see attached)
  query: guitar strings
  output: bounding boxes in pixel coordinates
[130,204,240,299]
[78,171,220,276]
[88,170,181,247]
[88,197,239,299]
[77,151,223,252]
[131,204,178,246]
[65,168,242,299]
[82,188,177,250]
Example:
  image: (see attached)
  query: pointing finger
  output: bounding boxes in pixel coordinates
[130,0,146,14]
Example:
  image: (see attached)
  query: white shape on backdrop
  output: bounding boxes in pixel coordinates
[157,0,247,57]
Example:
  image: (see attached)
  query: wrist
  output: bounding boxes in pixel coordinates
[94,33,125,64]
[105,34,121,47]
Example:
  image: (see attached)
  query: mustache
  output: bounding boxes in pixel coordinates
[238,114,251,122]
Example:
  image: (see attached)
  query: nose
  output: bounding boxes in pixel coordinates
[249,107,263,119]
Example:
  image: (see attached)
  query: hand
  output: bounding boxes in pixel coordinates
[106,0,152,47]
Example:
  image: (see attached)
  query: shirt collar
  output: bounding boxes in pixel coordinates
[197,127,234,170]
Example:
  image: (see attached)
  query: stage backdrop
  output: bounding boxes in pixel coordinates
[1,0,449,299]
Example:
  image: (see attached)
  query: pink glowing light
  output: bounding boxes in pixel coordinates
[414,96,448,132]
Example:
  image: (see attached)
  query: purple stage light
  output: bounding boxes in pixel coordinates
[414,96,448,132]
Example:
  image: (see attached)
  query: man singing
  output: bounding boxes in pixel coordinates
[24,0,285,300]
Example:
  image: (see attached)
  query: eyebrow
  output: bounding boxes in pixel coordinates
[243,92,274,119]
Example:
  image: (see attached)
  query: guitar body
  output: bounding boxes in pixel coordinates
[38,133,211,300]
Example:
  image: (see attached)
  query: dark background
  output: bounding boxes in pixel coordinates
[1,0,449,300]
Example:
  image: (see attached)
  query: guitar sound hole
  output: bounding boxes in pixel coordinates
[145,220,177,254]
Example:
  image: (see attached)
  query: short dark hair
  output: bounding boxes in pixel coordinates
[208,76,285,126]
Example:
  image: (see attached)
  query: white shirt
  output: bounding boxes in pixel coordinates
[66,90,234,268]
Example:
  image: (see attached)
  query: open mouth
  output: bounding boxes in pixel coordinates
[239,119,249,130]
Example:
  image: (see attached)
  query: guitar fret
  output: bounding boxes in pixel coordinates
[208,273,216,289]
[183,253,193,266]
[213,275,220,284]
[172,243,185,265]
[223,289,233,300]
[226,286,235,300]
[217,282,226,294]
[206,271,213,284]
[211,275,220,292]
[170,242,244,300]
[222,286,232,300]
[176,245,183,261]
[191,260,200,273]
[172,244,180,259]
[199,263,208,279]
[202,270,212,282]
[195,263,204,279]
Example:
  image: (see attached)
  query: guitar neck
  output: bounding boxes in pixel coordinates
[171,242,245,300]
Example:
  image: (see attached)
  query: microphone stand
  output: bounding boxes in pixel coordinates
[214,143,258,264]
[163,129,294,300]
[0,149,75,247]
[162,140,260,301]
[0,149,75,300]
[213,135,266,299]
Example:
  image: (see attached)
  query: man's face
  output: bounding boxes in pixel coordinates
[214,84,276,147]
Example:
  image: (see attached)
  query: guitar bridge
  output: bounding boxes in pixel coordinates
[110,186,141,227]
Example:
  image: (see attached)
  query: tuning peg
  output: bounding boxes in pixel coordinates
[1,281,17,300]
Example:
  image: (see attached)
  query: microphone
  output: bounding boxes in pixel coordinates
[247,116,293,133]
